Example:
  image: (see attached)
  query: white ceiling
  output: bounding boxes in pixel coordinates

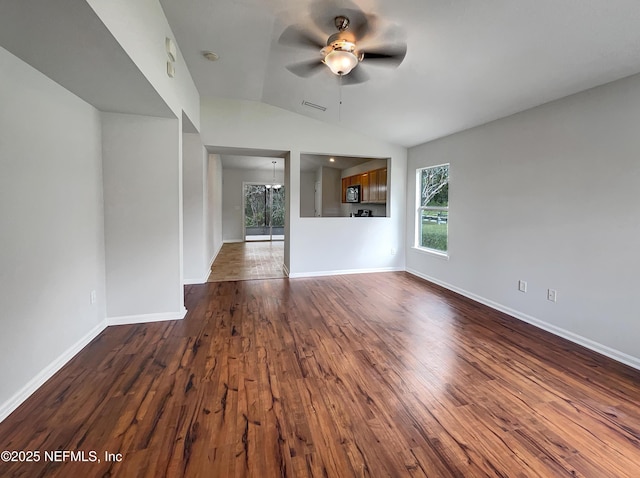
[0,0,173,119]
[300,153,376,172]
[161,0,640,148]
[220,153,373,173]
[221,155,285,172]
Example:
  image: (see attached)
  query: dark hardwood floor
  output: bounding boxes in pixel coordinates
[1,272,640,477]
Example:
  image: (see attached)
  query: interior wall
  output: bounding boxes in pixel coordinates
[221,166,285,242]
[206,154,223,266]
[407,72,640,367]
[183,133,208,283]
[314,167,323,216]
[86,0,200,128]
[0,46,106,416]
[102,112,184,321]
[299,171,316,217]
[321,167,342,217]
[200,97,407,276]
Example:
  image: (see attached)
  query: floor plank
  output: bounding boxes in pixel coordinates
[1,272,640,477]
[207,241,285,282]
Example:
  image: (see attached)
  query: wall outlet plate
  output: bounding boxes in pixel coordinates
[547,289,557,302]
[518,280,527,292]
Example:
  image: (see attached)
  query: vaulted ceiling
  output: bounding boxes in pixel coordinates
[160,0,640,148]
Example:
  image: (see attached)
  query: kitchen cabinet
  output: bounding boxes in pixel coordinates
[369,170,379,202]
[341,167,387,204]
[378,168,387,202]
[361,172,370,202]
[364,168,386,203]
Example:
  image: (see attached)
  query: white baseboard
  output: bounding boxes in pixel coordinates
[0,320,107,423]
[184,277,206,285]
[406,268,640,371]
[106,308,187,326]
[223,239,244,243]
[210,243,222,267]
[289,266,404,279]
[184,243,224,285]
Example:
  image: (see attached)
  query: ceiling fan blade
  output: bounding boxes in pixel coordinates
[286,59,325,78]
[343,9,375,40]
[341,66,369,86]
[362,45,407,67]
[278,25,325,50]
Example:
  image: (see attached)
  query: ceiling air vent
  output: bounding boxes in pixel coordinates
[302,100,326,112]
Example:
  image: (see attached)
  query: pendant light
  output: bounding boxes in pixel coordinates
[271,160,282,189]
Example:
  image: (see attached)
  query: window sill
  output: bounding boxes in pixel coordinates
[411,246,450,260]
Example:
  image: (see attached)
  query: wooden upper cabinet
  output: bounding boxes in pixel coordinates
[378,168,387,203]
[372,170,380,202]
[362,168,386,203]
[341,167,387,204]
[361,172,370,202]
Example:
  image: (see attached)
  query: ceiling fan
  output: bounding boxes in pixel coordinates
[279,11,407,85]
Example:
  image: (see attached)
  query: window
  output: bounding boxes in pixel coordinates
[416,164,449,254]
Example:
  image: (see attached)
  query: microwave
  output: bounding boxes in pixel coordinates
[346,185,360,203]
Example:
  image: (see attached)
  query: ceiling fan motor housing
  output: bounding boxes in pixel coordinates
[326,30,356,46]
[321,30,361,75]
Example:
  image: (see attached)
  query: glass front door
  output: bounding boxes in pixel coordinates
[244,183,285,241]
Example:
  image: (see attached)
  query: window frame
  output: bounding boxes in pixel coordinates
[415,163,450,257]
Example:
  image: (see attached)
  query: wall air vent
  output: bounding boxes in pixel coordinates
[302,100,327,112]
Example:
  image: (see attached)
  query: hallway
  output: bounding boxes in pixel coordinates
[207,241,285,282]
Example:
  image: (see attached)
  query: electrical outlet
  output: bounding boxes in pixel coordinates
[518,280,527,293]
[390,248,396,256]
[547,289,557,302]
[90,290,97,305]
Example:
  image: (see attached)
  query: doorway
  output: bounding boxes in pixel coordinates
[243,183,285,241]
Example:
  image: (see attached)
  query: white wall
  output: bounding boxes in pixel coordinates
[300,171,316,217]
[206,154,223,266]
[321,167,342,217]
[200,97,407,276]
[102,112,184,321]
[315,167,323,203]
[86,0,200,128]
[407,72,640,368]
[183,133,208,283]
[222,166,285,242]
[0,47,106,418]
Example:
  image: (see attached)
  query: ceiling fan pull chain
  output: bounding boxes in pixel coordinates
[339,74,343,121]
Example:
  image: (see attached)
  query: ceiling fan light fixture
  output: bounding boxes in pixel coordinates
[323,48,358,75]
